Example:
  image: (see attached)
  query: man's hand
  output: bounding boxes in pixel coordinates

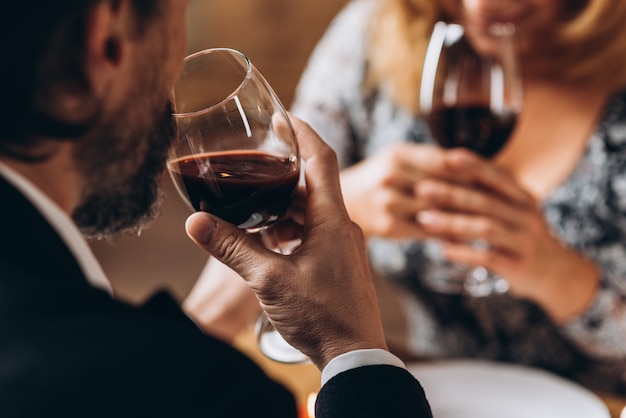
[185,117,388,370]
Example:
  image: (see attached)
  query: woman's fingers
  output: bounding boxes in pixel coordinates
[416,178,530,227]
[445,148,536,208]
[418,210,512,250]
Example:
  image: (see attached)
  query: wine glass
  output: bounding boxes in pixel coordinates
[167,48,308,363]
[419,22,523,297]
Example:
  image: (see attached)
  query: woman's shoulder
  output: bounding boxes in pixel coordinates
[293,0,381,108]
[329,0,380,34]
[311,0,380,55]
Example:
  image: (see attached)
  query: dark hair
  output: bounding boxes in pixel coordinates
[0,0,163,161]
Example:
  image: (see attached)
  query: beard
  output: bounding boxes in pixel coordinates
[71,94,176,239]
[71,16,179,239]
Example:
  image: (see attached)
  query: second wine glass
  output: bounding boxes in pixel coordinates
[419,22,523,297]
[167,48,308,363]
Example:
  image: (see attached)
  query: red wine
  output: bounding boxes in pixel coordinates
[426,105,516,158]
[169,151,299,230]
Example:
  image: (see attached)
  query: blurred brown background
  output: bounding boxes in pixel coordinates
[90,0,349,304]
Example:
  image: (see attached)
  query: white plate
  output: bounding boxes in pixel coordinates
[407,360,610,418]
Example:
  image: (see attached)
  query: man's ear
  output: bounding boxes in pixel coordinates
[84,0,133,96]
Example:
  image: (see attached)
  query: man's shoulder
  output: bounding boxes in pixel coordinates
[0,281,297,417]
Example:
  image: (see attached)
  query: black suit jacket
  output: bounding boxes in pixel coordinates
[0,177,432,417]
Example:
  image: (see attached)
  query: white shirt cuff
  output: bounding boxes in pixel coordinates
[320,349,407,386]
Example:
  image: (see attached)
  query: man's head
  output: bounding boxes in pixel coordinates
[0,0,189,237]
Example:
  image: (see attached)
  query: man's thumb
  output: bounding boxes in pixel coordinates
[185,212,262,280]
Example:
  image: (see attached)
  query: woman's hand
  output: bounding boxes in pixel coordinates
[340,143,452,239]
[416,149,599,321]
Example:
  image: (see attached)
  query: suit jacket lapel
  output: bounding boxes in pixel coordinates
[0,177,85,282]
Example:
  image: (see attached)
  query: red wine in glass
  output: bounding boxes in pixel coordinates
[426,104,517,158]
[419,22,522,296]
[169,151,299,231]
[168,48,308,364]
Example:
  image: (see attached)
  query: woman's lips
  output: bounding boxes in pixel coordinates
[464,8,532,32]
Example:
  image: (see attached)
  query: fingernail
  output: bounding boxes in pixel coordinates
[416,181,437,197]
[185,212,217,245]
[417,210,439,225]
[450,150,476,168]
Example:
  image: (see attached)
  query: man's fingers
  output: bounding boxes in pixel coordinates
[289,116,349,223]
[185,212,269,281]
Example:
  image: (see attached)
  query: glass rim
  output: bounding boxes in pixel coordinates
[171,47,252,118]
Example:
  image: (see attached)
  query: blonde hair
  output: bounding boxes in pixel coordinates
[367,0,626,113]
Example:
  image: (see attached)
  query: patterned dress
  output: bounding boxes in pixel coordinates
[292,0,626,395]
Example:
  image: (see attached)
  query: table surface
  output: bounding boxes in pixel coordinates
[233,271,626,418]
[234,325,626,418]
[234,268,626,418]
[233,326,320,416]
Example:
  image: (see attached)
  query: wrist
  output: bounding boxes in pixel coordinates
[532,253,600,323]
[321,348,405,386]
[313,340,389,371]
